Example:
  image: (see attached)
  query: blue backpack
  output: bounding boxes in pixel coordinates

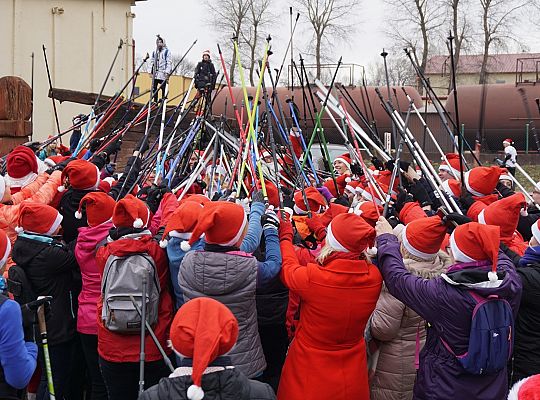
[440,291,514,375]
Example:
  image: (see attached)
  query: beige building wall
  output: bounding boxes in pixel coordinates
[0,0,143,141]
[427,72,538,96]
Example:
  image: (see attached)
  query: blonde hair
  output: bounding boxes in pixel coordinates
[316,242,372,264]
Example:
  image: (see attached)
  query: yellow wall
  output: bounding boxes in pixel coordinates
[426,72,537,96]
[0,0,140,140]
[135,72,198,106]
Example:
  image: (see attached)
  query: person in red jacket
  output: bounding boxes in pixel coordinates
[277,213,383,400]
[96,194,174,400]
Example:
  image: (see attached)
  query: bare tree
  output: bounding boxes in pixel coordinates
[205,0,251,86]
[294,0,360,80]
[367,56,417,86]
[384,0,445,93]
[478,0,529,84]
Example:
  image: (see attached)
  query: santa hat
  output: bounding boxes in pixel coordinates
[112,194,150,229]
[499,168,512,182]
[263,180,280,208]
[351,201,382,227]
[333,153,351,170]
[376,170,398,193]
[439,153,462,179]
[182,194,210,206]
[449,222,500,282]
[293,187,327,215]
[441,179,461,198]
[402,216,447,259]
[170,297,238,400]
[75,192,116,227]
[503,138,514,145]
[345,179,360,195]
[159,201,204,249]
[507,374,540,400]
[187,201,247,248]
[202,49,211,57]
[0,229,11,267]
[357,183,386,206]
[7,146,38,179]
[98,177,116,194]
[323,174,351,198]
[478,193,527,239]
[326,213,375,253]
[58,159,100,192]
[464,167,502,197]
[16,202,63,236]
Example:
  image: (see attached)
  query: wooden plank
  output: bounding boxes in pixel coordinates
[0,120,32,137]
[49,88,114,106]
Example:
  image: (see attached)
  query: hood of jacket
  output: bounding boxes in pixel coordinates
[12,233,57,266]
[403,251,451,279]
[77,221,113,253]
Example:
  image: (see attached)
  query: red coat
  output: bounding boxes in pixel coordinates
[96,233,173,363]
[278,240,382,400]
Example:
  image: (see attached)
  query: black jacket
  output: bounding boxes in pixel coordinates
[194,60,216,90]
[11,233,79,346]
[517,208,540,241]
[139,368,275,400]
[510,261,540,384]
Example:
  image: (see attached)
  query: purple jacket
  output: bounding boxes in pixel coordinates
[75,221,112,335]
[376,234,522,400]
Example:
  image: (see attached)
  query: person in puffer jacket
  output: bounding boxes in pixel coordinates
[179,201,282,379]
[96,195,173,400]
[370,217,452,400]
[139,297,276,400]
[375,218,522,400]
[11,202,78,400]
[74,192,116,400]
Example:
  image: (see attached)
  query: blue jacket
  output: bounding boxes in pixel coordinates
[240,201,265,254]
[0,297,38,389]
[167,237,204,309]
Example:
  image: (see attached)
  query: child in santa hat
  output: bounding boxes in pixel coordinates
[139,298,276,400]
[11,202,79,399]
[375,217,522,399]
[179,201,282,379]
[95,195,173,400]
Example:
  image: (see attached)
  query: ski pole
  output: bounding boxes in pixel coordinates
[37,299,56,400]
[42,45,62,143]
[138,274,147,396]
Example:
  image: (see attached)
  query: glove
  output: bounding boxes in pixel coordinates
[261,210,280,230]
[394,188,413,213]
[371,157,384,171]
[350,162,364,176]
[136,136,149,154]
[89,138,102,153]
[305,215,326,240]
[316,186,333,202]
[459,191,475,211]
[46,156,75,174]
[20,296,52,342]
[279,219,294,242]
[252,190,265,204]
[408,180,432,207]
[103,139,122,156]
[144,183,172,214]
[443,212,472,232]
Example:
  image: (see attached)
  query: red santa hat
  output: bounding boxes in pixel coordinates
[449,222,500,282]
[75,192,116,228]
[170,297,238,400]
[333,153,351,170]
[181,194,210,206]
[326,213,375,253]
[352,201,382,227]
[58,159,100,192]
[323,174,351,198]
[503,138,514,145]
[402,216,447,259]
[112,194,150,229]
[441,179,461,198]
[0,229,11,267]
[344,179,360,195]
[357,183,386,206]
[507,374,540,400]
[263,180,280,208]
[439,153,462,179]
[16,202,63,236]
[159,201,204,249]
[463,167,502,197]
[187,201,247,248]
[499,168,512,182]
[7,146,38,179]
[478,193,527,239]
[376,170,398,193]
[293,187,327,215]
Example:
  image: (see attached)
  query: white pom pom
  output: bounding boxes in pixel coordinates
[345,177,352,183]
[180,240,192,252]
[520,208,529,217]
[15,226,24,234]
[366,247,378,257]
[74,210,83,219]
[57,185,66,192]
[488,270,498,283]
[187,384,204,400]
[133,218,144,228]
[159,239,168,248]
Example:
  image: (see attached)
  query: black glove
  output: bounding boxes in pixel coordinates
[23,142,41,152]
[394,188,414,213]
[252,190,265,204]
[89,138,102,153]
[408,181,432,207]
[443,212,472,232]
[350,162,364,176]
[103,139,122,156]
[144,183,171,214]
[459,191,475,211]
[371,157,384,171]
[385,160,411,173]
[20,296,52,342]
[46,156,75,174]
[136,136,149,154]
[261,210,280,230]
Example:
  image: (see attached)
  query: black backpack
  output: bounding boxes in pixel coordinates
[7,265,36,305]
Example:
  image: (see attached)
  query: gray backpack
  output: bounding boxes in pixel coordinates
[101,253,161,333]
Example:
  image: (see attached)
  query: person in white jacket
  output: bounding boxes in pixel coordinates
[151,36,172,102]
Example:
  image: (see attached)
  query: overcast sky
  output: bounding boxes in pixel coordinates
[132,0,538,81]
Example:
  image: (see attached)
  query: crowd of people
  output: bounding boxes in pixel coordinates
[0,132,539,400]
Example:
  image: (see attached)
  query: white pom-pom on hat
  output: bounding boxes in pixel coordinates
[488,270,498,283]
[133,218,144,228]
[74,210,83,219]
[345,177,352,183]
[57,185,66,192]
[159,239,168,248]
[180,240,191,252]
[187,384,204,400]
[15,226,24,234]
